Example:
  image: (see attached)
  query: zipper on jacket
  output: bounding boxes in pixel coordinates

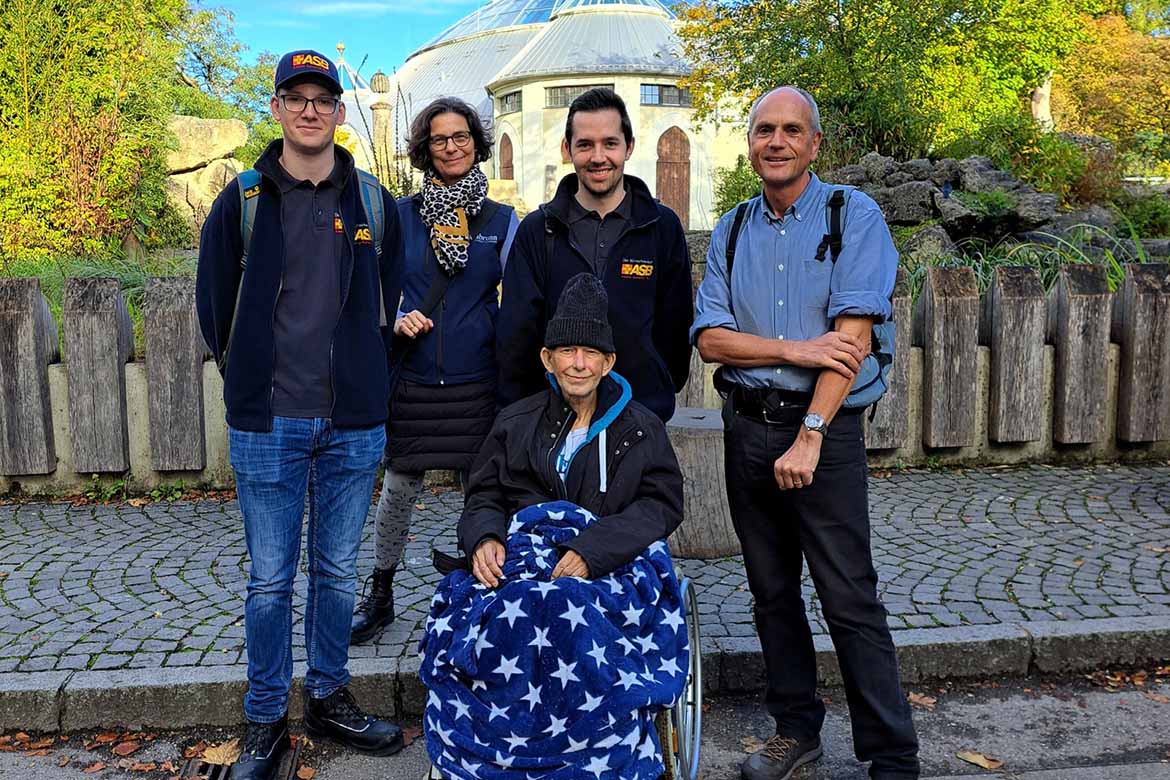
[437,296,446,385]
[268,203,286,424]
[544,408,574,501]
[328,209,357,420]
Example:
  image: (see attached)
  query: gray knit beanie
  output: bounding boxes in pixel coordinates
[544,273,615,353]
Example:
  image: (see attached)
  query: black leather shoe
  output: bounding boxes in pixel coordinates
[741,735,823,780]
[305,686,404,756]
[351,567,396,645]
[231,716,289,780]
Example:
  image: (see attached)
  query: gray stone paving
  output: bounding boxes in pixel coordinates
[0,464,1167,675]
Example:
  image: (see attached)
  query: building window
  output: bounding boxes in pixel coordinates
[640,84,693,107]
[545,84,614,109]
[498,91,522,114]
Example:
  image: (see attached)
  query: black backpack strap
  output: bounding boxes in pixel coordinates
[724,202,750,320]
[816,189,848,263]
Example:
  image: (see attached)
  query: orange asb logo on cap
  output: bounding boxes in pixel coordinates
[292,53,331,72]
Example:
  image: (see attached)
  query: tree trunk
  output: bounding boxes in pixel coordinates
[1031,73,1054,130]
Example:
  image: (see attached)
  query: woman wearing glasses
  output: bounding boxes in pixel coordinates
[352,97,519,645]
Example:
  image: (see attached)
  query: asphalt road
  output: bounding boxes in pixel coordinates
[2,674,1169,779]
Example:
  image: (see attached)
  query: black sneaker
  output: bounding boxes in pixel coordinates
[304,686,404,756]
[351,568,396,645]
[741,735,823,780]
[231,716,290,780]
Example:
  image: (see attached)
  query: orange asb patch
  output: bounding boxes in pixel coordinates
[291,53,331,72]
[620,261,654,279]
[334,214,343,234]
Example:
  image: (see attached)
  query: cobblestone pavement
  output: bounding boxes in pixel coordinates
[0,464,1167,675]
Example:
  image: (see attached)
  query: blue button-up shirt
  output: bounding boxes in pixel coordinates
[690,173,898,392]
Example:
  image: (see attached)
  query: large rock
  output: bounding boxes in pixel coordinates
[901,224,957,261]
[872,181,938,225]
[487,179,530,219]
[936,192,980,235]
[958,156,1021,194]
[931,158,962,187]
[883,171,915,188]
[167,116,248,173]
[1140,239,1170,259]
[1015,191,1060,229]
[166,158,243,234]
[860,151,899,185]
[901,158,934,181]
[821,164,868,187]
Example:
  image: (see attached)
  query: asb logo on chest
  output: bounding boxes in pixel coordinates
[353,224,373,244]
[620,258,654,280]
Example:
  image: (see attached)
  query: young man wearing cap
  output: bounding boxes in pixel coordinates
[495,87,693,423]
[196,49,405,779]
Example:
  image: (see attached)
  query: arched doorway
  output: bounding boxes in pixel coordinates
[499,133,514,180]
[656,126,690,229]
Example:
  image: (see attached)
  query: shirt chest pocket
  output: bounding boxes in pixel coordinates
[800,258,833,336]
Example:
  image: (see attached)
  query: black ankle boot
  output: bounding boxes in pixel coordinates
[351,567,395,645]
[231,715,289,780]
[305,686,404,756]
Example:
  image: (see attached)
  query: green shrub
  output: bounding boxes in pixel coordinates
[953,190,1016,218]
[1114,192,1170,238]
[713,155,761,217]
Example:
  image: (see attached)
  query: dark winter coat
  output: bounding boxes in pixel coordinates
[458,372,685,578]
[495,174,694,423]
[384,195,518,473]
[195,141,401,432]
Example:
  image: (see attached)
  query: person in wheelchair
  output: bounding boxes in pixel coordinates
[419,272,687,779]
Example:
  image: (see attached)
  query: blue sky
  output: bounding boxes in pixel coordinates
[212,0,486,75]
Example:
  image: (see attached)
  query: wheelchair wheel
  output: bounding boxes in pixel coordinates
[658,576,702,780]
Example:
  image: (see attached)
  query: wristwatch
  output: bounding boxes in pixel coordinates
[802,413,828,436]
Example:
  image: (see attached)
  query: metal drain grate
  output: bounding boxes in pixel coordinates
[180,739,303,780]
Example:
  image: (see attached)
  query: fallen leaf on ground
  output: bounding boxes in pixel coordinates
[83,762,107,774]
[131,762,157,771]
[112,740,141,756]
[57,756,70,767]
[740,736,766,754]
[202,738,241,765]
[94,732,121,745]
[160,760,177,772]
[24,749,50,756]
[182,741,208,759]
[908,692,937,711]
[957,750,1003,770]
[1144,544,1170,554]
[297,767,317,779]
[415,503,426,510]
[401,726,423,747]
[1142,691,1170,704]
[128,498,149,507]
[25,738,54,750]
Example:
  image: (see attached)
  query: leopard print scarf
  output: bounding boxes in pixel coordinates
[418,166,489,276]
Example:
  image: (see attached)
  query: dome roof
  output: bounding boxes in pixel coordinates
[419,0,677,52]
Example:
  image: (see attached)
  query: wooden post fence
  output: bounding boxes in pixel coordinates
[0,279,57,475]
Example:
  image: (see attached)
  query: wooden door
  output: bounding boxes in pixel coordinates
[656,126,690,229]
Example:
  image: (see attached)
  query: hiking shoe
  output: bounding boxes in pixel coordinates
[305,686,404,756]
[351,567,396,645]
[231,716,289,780]
[741,735,823,780]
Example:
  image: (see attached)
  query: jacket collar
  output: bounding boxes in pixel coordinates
[545,371,632,442]
[254,139,354,191]
[542,174,659,231]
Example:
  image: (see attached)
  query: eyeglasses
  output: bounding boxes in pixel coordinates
[277,94,340,115]
[429,131,473,151]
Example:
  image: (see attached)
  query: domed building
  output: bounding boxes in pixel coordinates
[341,0,742,229]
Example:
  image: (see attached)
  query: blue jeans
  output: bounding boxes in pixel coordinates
[229,416,385,723]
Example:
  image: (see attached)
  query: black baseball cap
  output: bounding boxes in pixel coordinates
[274,49,343,95]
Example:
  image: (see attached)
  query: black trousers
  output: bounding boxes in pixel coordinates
[723,399,920,779]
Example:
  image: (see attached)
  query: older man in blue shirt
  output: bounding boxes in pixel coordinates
[693,87,919,780]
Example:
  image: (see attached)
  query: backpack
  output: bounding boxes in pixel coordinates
[723,188,895,412]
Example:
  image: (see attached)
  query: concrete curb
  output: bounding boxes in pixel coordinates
[3,616,1169,732]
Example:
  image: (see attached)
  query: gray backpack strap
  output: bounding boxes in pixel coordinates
[356,169,385,257]
[237,169,262,270]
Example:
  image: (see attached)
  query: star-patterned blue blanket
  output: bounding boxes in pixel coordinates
[420,501,689,780]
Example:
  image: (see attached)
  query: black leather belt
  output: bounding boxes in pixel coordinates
[731,386,813,424]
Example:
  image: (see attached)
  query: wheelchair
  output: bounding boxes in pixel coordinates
[425,552,703,780]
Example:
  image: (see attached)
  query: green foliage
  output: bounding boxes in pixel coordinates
[84,475,129,503]
[713,155,761,216]
[0,0,186,266]
[1114,192,1170,238]
[953,190,1017,219]
[677,0,1090,159]
[1118,132,1170,178]
[149,481,187,502]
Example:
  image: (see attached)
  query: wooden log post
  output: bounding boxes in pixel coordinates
[1116,263,1170,442]
[1051,265,1111,444]
[987,266,1046,443]
[665,407,740,559]
[866,267,911,449]
[63,277,134,473]
[0,279,57,475]
[145,277,207,471]
[919,266,980,448]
